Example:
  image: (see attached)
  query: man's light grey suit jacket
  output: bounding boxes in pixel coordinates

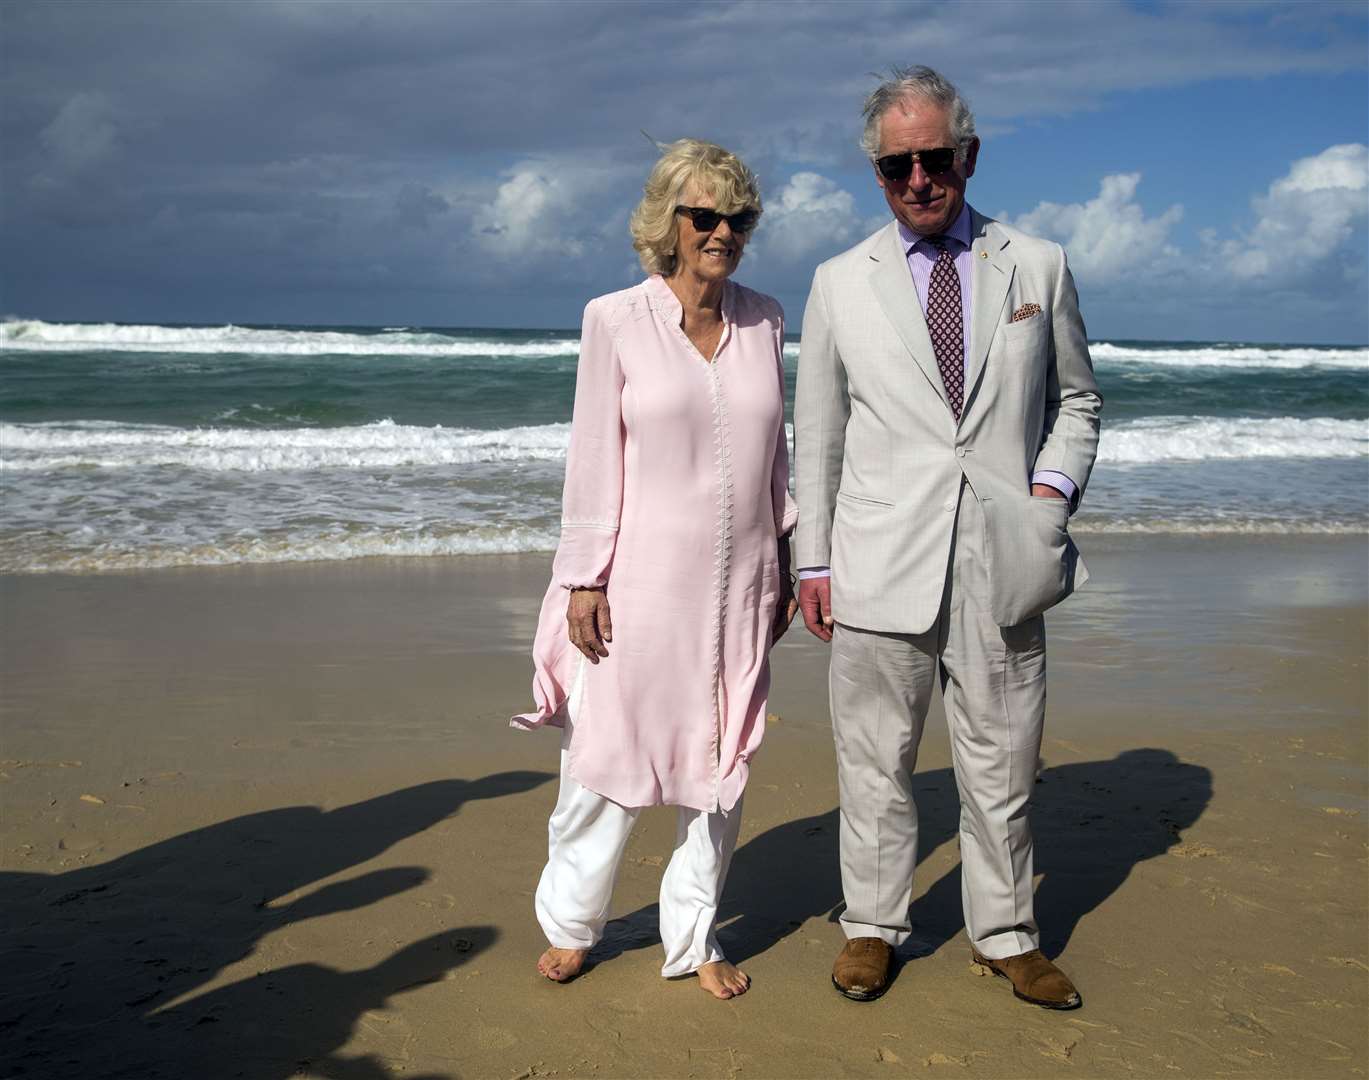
[793,209,1103,633]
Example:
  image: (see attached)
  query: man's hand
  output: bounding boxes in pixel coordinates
[798,576,834,642]
[566,587,612,663]
[1030,483,1066,500]
[772,590,799,645]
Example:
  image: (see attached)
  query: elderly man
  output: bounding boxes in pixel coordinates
[794,66,1102,1007]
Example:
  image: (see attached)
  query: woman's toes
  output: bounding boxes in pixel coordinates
[538,947,588,982]
[698,961,748,999]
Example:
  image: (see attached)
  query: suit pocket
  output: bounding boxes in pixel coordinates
[836,490,894,509]
[830,492,893,615]
[1002,307,1040,332]
[1001,312,1048,350]
[985,495,1085,626]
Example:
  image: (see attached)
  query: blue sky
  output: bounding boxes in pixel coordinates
[2,0,1366,342]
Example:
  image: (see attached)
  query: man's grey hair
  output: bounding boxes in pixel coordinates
[859,66,976,159]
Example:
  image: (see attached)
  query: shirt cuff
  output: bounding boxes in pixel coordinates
[797,566,831,580]
[1031,470,1078,509]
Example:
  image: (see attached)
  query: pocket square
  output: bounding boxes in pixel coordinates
[1011,303,1042,322]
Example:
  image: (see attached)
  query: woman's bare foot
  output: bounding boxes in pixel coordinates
[697,960,750,999]
[537,946,589,982]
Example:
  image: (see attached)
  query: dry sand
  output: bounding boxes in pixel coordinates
[2,536,1366,1079]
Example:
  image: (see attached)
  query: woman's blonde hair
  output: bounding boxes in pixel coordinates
[629,138,762,277]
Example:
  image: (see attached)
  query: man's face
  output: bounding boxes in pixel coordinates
[874,98,979,236]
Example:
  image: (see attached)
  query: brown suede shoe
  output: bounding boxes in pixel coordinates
[832,937,893,1001]
[971,949,1081,1009]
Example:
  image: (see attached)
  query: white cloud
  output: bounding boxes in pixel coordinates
[38,92,120,173]
[1004,149,1367,298]
[996,146,1368,341]
[754,172,870,264]
[466,159,640,272]
[1221,143,1368,279]
[1006,173,1183,284]
[473,167,584,259]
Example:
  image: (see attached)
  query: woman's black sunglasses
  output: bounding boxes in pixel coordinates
[875,147,958,182]
[675,205,760,234]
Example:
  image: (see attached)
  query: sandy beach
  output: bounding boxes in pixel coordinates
[2,535,1366,1079]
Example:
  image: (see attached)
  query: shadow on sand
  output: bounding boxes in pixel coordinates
[594,749,1212,983]
[1,770,551,1079]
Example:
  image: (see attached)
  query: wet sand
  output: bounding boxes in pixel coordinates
[2,536,1366,1078]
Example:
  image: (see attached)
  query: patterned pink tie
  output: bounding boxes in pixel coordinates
[926,238,964,420]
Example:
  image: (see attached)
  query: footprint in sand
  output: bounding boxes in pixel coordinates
[472,1022,516,1050]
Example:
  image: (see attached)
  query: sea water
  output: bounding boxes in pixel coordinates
[1,319,1365,573]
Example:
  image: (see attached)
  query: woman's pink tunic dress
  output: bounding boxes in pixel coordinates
[513,274,797,813]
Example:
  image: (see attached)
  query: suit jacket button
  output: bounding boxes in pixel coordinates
[944,501,956,512]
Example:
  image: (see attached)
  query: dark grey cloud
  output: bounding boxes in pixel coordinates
[1,0,1365,336]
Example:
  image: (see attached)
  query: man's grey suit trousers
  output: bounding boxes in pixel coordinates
[829,482,1045,959]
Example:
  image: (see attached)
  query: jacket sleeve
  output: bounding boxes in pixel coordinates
[1032,246,1103,508]
[772,308,799,537]
[793,266,848,567]
[552,298,624,588]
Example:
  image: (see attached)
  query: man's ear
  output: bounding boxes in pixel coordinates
[963,137,981,179]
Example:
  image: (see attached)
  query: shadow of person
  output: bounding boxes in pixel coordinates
[590,749,1211,980]
[1029,747,1214,956]
[906,747,1214,959]
[137,926,496,1080]
[590,808,847,970]
[715,808,844,963]
[1,770,550,1079]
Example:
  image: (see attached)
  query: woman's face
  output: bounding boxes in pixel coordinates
[672,186,749,284]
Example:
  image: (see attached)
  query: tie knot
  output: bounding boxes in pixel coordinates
[928,235,953,256]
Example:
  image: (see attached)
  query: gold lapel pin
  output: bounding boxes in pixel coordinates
[979,251,988,258]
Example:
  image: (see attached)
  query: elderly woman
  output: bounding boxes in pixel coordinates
[513,139,797,1000]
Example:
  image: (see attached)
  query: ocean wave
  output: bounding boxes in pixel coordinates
[1098,416,1367,464]
[4,516,1362,575]
[1090,342,1368,370]
[1072,518,1367,535]
[9,319,1363,370]
[0,526,561,575]
[0,319,580,359]
[3,416,1362,473]
[0,419,574,471]
[782,340,1367,368]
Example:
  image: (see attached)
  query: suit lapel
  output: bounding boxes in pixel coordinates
[867,223,949,411]
[966,210,1014,413]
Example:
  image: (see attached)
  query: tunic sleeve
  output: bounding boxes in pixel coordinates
[772,310,799,537]
[553,299,625,588]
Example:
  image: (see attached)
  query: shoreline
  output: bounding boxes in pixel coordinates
[2,534,1366,1077]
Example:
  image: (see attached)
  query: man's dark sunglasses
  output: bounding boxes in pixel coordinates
[675,205,760,234]
[875,147,958,182]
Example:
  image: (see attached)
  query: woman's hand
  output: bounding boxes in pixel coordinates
[771,589,799,645]
[567,587,613,663]
[772,533,797,645]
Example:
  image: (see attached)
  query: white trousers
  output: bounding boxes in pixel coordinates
[534,667,743,977]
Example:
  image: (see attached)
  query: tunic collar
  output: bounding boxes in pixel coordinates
[644,273,735,327]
